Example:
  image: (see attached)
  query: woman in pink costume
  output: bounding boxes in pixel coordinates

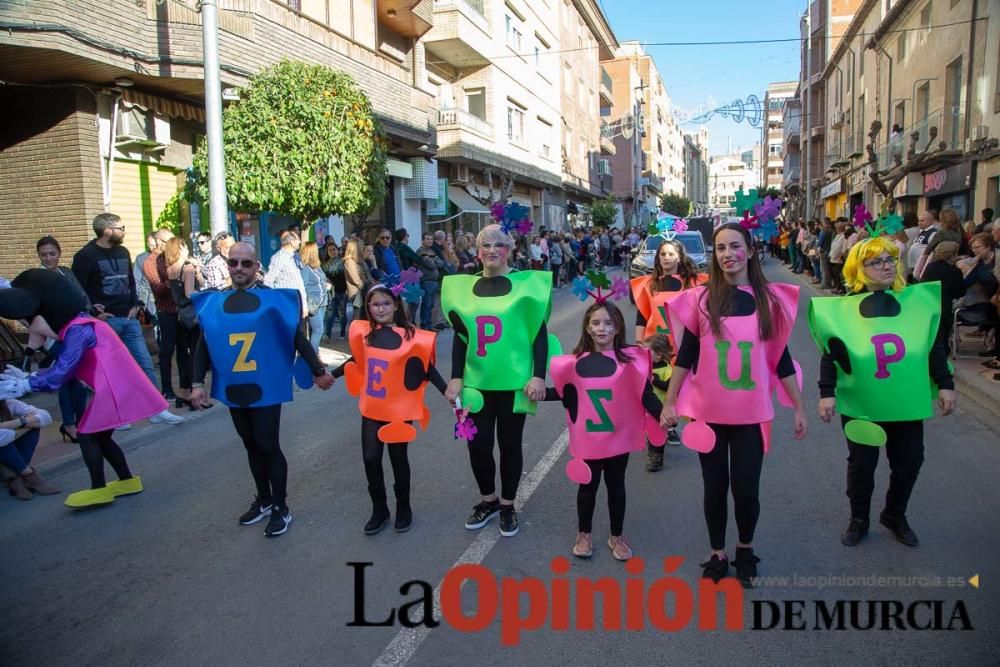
[659,223,808,588]
[545,299,666,562]
[0,269,167,508]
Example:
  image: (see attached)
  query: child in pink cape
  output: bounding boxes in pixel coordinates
[659,223,808,588]
[0,269,167,508]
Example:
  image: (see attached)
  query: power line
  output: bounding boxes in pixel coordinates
[427,17,987,65]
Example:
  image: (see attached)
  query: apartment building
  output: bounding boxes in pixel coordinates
[761,81,798,190]
[604,42,685,225]
[684,128,710,215]
[782,94,804,220]
[709,151,758,216]
[0,0,441,275]
[793,0,862,221]
[557,1,619,227]
[820,0,1000,222]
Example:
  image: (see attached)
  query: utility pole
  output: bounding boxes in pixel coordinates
[804,5,813,222]
[201,0,229,235]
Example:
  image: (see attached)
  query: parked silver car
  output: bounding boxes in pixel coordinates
[629,231,709,278]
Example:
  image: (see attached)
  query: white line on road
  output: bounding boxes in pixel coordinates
[372,428,570,667]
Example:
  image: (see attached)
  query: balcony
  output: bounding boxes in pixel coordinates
[640,171,664,193]
[424,0,490,67]
[599,120,616,155]
[872,106,965,171]
[845,132,864,157]
[376,0,433,38]
[438,107,493,139]
[599,67,613,106]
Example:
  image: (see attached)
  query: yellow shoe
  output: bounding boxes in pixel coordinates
[107,476,144,497]
[64,487,115,508]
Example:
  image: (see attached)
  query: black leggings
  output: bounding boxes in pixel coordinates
[362,417,410,494]
[467,390,527,501]
[698,423,765,551]
[229,404,287,507]
[844,416,924,520]
[577,453,629,535]
[78,430,132,488]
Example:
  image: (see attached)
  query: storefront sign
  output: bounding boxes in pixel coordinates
[849,167,869,194]
[922,162,972,196]
[387,159,414,179]
[427,178,449,217]
[892,173,923,198]
[820,179,843,199]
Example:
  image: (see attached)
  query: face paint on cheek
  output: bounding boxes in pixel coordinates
[734,250,747,262]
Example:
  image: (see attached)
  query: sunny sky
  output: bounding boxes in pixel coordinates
[600,0,806,157]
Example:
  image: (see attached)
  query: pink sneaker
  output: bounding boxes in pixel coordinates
[607,535,633,561]
[572,532,593,558]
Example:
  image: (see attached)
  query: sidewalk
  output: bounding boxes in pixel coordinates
[773,257,1000,422]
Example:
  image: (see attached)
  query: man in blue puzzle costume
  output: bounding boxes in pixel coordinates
[190,242,333,538]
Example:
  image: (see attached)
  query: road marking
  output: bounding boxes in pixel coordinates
[372,429,570,667]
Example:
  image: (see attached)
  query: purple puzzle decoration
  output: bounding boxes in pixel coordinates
[852,203,874,229]
[854,203,904,239]
[572,270,628,305]
[490,200,534,236]
[377,267,423,301]
[737,189,782,242]
[455,417,478,441]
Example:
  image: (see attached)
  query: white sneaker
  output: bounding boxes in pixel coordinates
[150,409,184,425]
[114,423,133,431]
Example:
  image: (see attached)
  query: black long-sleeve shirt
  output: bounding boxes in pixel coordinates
[192,285,325,384]
[71,240,137,317]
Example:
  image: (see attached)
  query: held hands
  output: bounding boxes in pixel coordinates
[314,372,335,391]
[524,377,545,402]
[659,402,679,429]
[0,364,31,400]
[817,397,836,423]
[190,387,210,409]
[445,378,463,407]
[938,389,957,416]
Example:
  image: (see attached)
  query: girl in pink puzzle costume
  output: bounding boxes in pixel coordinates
[545,298,666,562]
[659,223,808,588]
[0,269,167,508]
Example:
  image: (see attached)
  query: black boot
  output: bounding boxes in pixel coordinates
[394,483,412,532]
[645,442,664,472]
[879,510,918,547]
[364,485,390,535]
[732,547,761,589]
[840,517,869,546]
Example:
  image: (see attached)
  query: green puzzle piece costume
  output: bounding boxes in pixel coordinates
[808,282,942,426]
[442,270,561,415]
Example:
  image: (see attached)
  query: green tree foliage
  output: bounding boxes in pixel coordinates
[190,59,388,222]
[590,196,617,228]
[659,193,692,218]
[155,191,184,235]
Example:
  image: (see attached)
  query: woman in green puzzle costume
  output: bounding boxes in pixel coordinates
[809,233,956,549]
[443,223,560,538]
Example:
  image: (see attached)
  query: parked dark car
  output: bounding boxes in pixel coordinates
[629,231,709,278]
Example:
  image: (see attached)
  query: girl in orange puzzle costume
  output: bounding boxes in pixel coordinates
[334,281,446,535]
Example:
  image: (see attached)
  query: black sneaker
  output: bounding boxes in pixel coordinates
[464,500,501,529]
[667,428,681,446]
[840,517,870,546]
[364,507,391,535]
[701,554,729,583]
[879,511,919,547]
[499,506,519,537]
[733,547,761,589]
[238,499,273,526]
[265,505,292,537]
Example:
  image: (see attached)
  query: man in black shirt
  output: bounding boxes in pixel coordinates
[72,213,182,425]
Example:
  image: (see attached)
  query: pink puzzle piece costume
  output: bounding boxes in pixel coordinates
[666,284,801,452]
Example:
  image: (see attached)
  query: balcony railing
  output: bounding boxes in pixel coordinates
[845,132,863,157]
[438,108,494,137]
[873,106,965,171]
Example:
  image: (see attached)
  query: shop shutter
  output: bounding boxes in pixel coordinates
[109,159,184,258]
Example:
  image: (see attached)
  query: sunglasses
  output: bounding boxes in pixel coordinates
[227,259,256,269]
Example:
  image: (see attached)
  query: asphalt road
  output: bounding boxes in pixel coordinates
[2,263,997,666]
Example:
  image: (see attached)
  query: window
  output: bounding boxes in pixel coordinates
[505,14,522,51]
[945,56,963,146]
[893,101,905,130]
[538,116,552,158]
[896,34,906,62]
[916,82,930,121]
[920,2,932,36]
[466,88,486,122]
[535,33,549,71]
[507,101,525,144]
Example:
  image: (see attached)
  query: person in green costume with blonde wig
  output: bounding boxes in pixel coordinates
[809,232,956,549]
[443,223,560,538]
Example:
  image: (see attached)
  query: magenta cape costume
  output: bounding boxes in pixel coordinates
[30,316,167,433]
[550,348,666,484]
[666,284,801,453]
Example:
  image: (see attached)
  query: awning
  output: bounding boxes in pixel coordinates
[121,89,205,123]
[448,185,489,213]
